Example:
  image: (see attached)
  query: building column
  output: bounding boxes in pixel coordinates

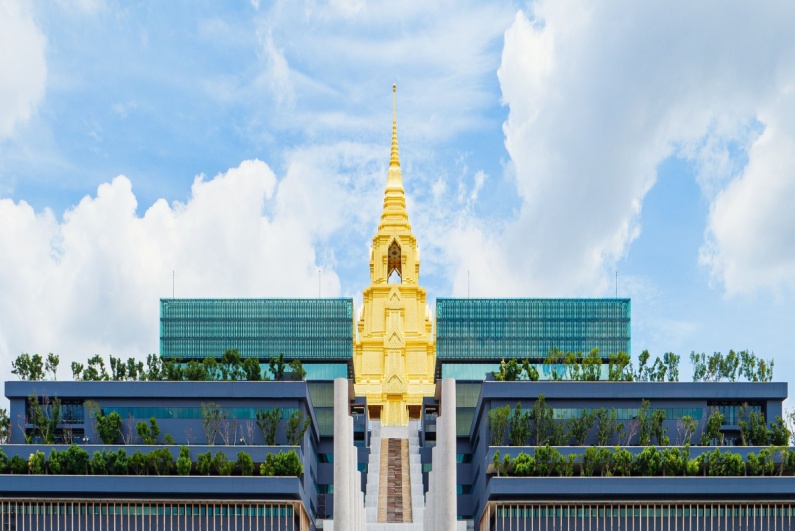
[439,378,458,529]
[333,378,352,528]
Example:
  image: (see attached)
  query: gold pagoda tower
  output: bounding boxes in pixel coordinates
[353,84,437,426]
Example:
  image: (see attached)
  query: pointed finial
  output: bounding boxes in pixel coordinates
[390,83,399,168]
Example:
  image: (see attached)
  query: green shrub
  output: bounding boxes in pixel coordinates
[28,450,46,474]
[10,455,27,474]
[90,450,108,475]
[214,451,233,476]
[0,449,8,473]
[512,452,535,476]
[96,411,123,444]
[149,448,174,476]
[164,433,176,445]
[260,450,303,477]
[197,451,213,475]
[237,451,254,476]
[612,447,633,477]
[285,409,311,446]
[50,444,89,474]
[107,449,128,475]
[634,446,662,476]
[177,446,192,476]
[129,450,149,475]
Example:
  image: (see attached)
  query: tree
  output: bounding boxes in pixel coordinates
[126,358,144,381]
[492,450,501,477]
[184,360,209,381]
[197,451,213,475]
[10,455,28,474]
[28,392,61,444]
[129,451,149,475]
[608,352,632,381]
[109,356,127,381]
[149,447,174,475]
[256,408,282,445]
[201,402,224,445]
[636,350,651,381]
[49,444,89,474]
[512,452,535,476]
[136,417,160,445]
[288,359,307,381]
[12,353,45,381]
[701,407,724,446]
[0,449,8,474]
[107,448,128,475]
[521,359,539,381]
[242,358,262,381]
[661,447,687,476]
[638,400,652,446]
[71,361,84,381]
[770,416,790,446]
[581,348,602,381]
[177,445,192,476]
[45,353,59,380]
[213,451,233,476]
[220,349,244,381]
[596,408,622,446]
[0,408,10,444]
[676,415,698,445]
[145,354,165,381]
[543,348,565,381]
[203,357,222,380]
[508,402,531,446]
[82,354,109,381]
[260,450,303,476]
[663,352,680,382]
[739,405,769,446]
[285,409,311,446]
[268,354,287,380]
[237,451,254,476]
[28,450,46,474]
[634,446,662,476]
[567,409,595,446]
[651,409,669,445]
[487,405,511,446]
[96,411,123,444]
[90,451,108,475]
[613,447,633,477]
[530,394,556,446]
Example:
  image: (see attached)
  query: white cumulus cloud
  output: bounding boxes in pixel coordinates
[0,0,47,138]
[0,159,354,384]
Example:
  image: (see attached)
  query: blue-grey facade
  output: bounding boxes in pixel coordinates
[418,379,791,528]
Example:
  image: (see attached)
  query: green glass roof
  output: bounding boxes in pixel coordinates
[435,298,630,361]
[160,298,354,360]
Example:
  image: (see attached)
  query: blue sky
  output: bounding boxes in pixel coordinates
[1,1,795,396]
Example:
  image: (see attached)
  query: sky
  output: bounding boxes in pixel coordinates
[1,0,795,400]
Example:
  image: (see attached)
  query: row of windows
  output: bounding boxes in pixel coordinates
[103,406,298,421]
[493,503,795,519]
[161,320,353,339]
[715,403,762,425]
[436,340,631,360]
[160,298,353,319]
[3,503,295,517]
[161,338,353,360]
[551,407,704,421]
[436,298,630,320]
[437,320,630,339]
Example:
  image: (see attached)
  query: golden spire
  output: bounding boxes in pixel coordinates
[390,83,399,168]
[385,83,404,192]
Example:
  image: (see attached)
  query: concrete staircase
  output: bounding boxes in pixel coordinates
[364,420,424,531]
